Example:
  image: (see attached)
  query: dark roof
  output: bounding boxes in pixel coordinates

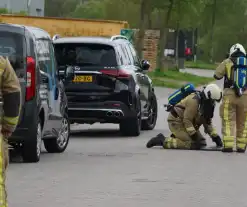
[0,23,24,29]
[25,26,51,39]
[0,23,50,39]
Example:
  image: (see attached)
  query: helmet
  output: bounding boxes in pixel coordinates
[229,43,246,57]
[202,83,222,102]
[199,84,222,120]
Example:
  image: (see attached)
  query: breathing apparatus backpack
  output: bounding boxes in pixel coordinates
[230,56,247,96]
[164,83,196,111]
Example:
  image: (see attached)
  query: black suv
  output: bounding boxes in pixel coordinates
[0,24,70,162]
[53,35,158,136]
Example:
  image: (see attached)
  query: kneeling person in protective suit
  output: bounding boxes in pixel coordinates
[146,84,223,150]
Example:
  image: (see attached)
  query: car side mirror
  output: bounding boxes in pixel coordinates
[141,60,150,71]
[64,66,75,81]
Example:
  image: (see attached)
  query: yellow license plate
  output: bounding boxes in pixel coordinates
[73,75,93,82]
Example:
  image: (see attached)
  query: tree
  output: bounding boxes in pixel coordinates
[156,0,174,70]
[136,0,149,58]
[43,0,247,64]
[44,0,80,17]
[0,8,27,15]
[0,8,8,14]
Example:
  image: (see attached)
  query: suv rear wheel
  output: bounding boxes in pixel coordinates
[22,117,42,163]
[120,97,141,137]
[43,113,70,153]
[142,92,158,130]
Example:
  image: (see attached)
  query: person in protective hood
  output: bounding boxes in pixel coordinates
[214,43,247,152]
[146,84,223,150]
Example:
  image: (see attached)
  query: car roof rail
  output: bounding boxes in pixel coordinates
[110,35,128,41]
[52,34,61,41]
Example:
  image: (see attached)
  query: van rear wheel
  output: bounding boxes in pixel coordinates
[22,117,42,163]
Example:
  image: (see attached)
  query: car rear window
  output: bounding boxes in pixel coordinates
[0,32,24,71]
[54,43,117,67]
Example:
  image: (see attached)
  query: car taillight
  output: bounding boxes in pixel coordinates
[26,56,36,101]
[100,69,130,79]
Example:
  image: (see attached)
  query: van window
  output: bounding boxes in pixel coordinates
[36,39,55,85]
[49,42,58,78]
[0,32,24,71]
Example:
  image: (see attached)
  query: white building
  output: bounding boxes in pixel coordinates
[0,0,45,16]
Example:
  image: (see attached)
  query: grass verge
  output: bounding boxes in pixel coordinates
[148,70,214,88]
[185,60,218,70]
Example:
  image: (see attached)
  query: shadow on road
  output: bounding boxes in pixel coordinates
[8,128,129,164]
[9,150,50,164]
[71,128,122,139]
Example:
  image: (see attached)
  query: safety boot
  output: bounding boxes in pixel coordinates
[222,138,234,152]
[170,133,175,138]
[146,133,166,148]
[200,138,207,147]
[236,146,246,153]
[236,139,247,153]
[222,148,233,153]
[237,148,246,153]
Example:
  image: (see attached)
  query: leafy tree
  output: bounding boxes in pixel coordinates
[0,8,27,15]
[44,0,80,17]
[43,0,247,65]
[0,8,8,14]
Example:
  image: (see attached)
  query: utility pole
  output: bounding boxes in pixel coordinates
[7,0,11,12]
[27,0,32,15]
[210,0,216,63]
[193,28,198,62]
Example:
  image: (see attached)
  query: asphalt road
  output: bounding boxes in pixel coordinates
[7,70,247,207]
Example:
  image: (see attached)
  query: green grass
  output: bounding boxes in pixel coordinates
[185,60,218,70]
[148,70,214,88]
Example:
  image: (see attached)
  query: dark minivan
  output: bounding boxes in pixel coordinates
[0,24,70,163]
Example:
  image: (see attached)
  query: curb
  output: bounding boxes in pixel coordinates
[196,80,216,90]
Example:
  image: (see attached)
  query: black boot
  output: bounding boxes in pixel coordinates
[146,133,166,148]
[222,148,233,153]
[170,133,176,138]
[200,138,207,147]
[237,146,247,153]
[237,148,246,153]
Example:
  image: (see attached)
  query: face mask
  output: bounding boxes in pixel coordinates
[200,99,216,121]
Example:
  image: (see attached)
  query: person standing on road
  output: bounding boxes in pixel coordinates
[214,43,247,153]
[0,56,21,207]
[146,84,223,150]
